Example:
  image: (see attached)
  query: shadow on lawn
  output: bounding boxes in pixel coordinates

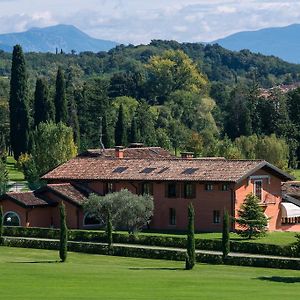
[129,267,184,271]
[8,260,60,264]
[256,276,300,283]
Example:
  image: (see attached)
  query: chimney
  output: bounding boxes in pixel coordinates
[181,152,194,159]
[115,146,124,158]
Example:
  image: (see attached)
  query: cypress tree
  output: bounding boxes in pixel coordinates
[0,206,3,244]
[222,210,230,261]
[115,104,127,146]
[129,116,139,143]
[34,78,55,127]
[55,67,68,124]
[106,210,113,249]
[68,97,80,147]
[9,44,30,159]
[59,202,68,262]
[185,203,195,270]
[102,114,113,148]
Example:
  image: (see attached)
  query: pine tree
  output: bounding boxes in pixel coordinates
[59,202,68,262]
[9,44,30,159]
[222,210,230,261]
[0,206,3,244]
[185,203,195,270]
[55,67,68,124]
[106,210,113,249]
[34,78,55,127]
[235,193,268,239]
[115,104,127,146]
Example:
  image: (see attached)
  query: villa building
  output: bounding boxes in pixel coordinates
[1,145,299,232]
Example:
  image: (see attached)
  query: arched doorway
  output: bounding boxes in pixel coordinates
[4,211,21,226]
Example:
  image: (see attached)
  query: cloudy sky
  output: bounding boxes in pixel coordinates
[0,0,300,44]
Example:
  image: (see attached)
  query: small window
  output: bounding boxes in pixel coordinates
[184,182,196,198]
[205,183,213,191]
[141,182,153,195]
[106,182,114,194]
[254,180,262,201]
[113,167,128,173]
[4,212,20,226]
[213,210,220,224]
[141,167,156,174]
[169,208,176,225]
[221,184,229,191]
[167,182,177,198]
[182,168,199,175]
[158,167,169,174]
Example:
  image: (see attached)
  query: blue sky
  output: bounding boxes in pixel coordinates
[0,0,300,43]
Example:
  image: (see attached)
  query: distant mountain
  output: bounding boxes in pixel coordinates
[212,24,300,64]
[0,24,118,53]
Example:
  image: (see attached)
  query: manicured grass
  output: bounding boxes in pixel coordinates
[6,156,25,181]
[137,230,298,246]
[293,169,300,180]
[1,247,300,299]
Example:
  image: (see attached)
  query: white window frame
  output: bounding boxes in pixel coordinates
[253,180,263,202]
[4,211,21,226]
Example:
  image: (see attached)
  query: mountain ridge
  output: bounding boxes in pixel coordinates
[0,24,118,53]
[212,23,300,63]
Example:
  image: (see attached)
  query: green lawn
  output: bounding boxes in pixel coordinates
[6,156,25,181]
[137,230,298,246]
[1,247,300,299]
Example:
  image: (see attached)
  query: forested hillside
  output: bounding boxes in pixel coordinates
[1,40,300,187]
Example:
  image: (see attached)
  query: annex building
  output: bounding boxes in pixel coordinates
[1,145,300,232]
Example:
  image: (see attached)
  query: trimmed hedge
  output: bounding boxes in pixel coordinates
[3,226,297,258]
[4,237,300,270]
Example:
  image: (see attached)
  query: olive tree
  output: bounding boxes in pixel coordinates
[84,189,154,234]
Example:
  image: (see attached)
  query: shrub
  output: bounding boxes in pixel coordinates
[59,202,68,262]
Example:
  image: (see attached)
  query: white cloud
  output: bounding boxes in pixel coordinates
[0,1,300,44]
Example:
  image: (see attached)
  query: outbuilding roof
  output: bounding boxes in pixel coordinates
[2,191,49,207]
[42,156,294,183]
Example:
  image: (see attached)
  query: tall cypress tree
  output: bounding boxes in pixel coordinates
[185,203,195,270]
[55,67,68,124]
[34,78,55,127]
[102,114,113,148]
[59,202,68,262]
[9,44,30,159]
[106,210,113,250]
[115,104,127,146]
[129,116,139,144]
[68,96,80,147]
[222,210,230,261]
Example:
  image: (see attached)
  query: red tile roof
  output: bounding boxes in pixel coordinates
[46,183,89,205]
[82,147,174,159]
[42,156,287,183]
[3,192,49,207]
[282,181,300,199]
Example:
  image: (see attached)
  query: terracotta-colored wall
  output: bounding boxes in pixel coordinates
[234,169,282,231]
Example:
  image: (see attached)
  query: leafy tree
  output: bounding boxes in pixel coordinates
[129,116,140,144]
[185,203,195,270]
[32,122,77,176]
[146,50,208,104]
[59,202,68,262]
[115,104,127,146]
[9,45,30,159]
[102,113,113,148]
[156,128,172,150]
[84,189,154,234]
[217,136,242,159]
[18,154,41,190]
[34,78,55,127]
[54,67,68,124]
[222,210,230,260]
[235,194,268,239]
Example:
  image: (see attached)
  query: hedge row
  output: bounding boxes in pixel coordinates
[4,237,300,270]
[3,226,297,258]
